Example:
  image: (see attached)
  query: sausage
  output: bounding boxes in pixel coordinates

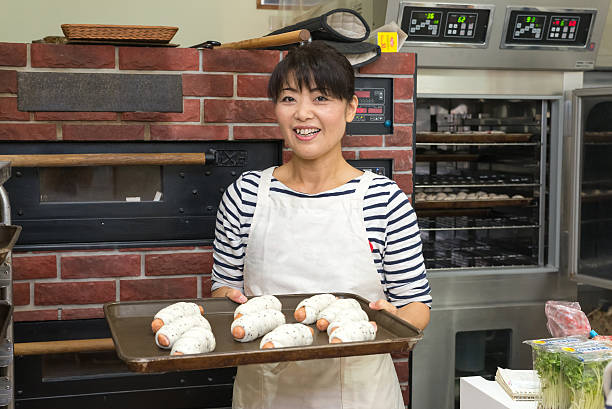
[170,326,216,355]
[329,321,377,344]
[155,314,212,349]
[316,299,366,331]
[260,323,315,349]
[294,294,337,324]
[231,309,286,342]
[234,295,282,320]
[151,301,204,333]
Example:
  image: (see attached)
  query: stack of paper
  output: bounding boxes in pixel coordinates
[495,367,541,401]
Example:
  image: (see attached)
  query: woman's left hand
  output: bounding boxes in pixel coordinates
[369,299,398,316]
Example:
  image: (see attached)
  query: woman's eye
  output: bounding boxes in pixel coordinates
[315,95,329,102]
[280,96,295,102]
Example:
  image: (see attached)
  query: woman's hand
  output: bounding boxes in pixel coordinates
[369,299,398,315]
[211,286,247,304]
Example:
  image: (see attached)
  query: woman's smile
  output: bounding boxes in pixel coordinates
[293,126,321,141]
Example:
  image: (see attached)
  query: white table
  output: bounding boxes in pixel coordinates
[460,376,538,409]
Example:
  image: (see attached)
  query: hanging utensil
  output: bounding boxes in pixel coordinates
[191,29,310,50]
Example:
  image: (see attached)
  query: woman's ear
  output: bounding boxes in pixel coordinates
[345,95,359,123]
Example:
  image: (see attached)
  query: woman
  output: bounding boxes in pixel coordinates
[211,41,431,409]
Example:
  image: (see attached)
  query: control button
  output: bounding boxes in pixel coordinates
[384,120,392,128]
[516,23,522,28]
[412,19,417,24]
[468,23,474,30]
[467,30,473,36]
[460,30,465,36]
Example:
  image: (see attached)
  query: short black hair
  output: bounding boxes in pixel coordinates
[268,41,355,103]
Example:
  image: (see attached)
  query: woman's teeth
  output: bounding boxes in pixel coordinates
[295,128,320,135]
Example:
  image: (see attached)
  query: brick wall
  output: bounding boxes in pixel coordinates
[0,42,415,402]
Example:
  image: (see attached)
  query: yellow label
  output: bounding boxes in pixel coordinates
[377,32,399,53]
[562,347,576,352]
[533,340,546,344]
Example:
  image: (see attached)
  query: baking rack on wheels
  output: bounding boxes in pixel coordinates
[0,161,20,409]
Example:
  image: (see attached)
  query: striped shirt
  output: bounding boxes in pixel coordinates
[211,170,432,308]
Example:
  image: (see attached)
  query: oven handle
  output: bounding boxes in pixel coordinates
[0,151,216,167]
[14,338,115,356]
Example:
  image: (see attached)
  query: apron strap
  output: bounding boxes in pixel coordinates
[257,166,275,204]
[354,171,375,200]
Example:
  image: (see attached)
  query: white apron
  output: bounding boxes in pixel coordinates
[232,167,404,409]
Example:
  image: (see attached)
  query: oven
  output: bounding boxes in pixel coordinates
[379,0,611,408]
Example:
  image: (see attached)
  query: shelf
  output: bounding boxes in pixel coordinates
[416,142,540,147]
[415,198,532,210]
[415,183,539,189]
[416,132,533,144]
[416,154,480,162]
[420,224,539,232]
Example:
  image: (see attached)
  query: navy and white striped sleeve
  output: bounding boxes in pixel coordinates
[211,174,249,292]
[382,183,432,308]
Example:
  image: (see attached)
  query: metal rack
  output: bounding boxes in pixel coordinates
[0,162,14,409]
[413,98,549,271]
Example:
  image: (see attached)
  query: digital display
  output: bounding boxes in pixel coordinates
[355,90,371,99]
[547,16,580,40]
[444,12,478,38]
[368,107,383,114]
[356,107,367,114]
[407,11,443,37]
[512,15,546,40]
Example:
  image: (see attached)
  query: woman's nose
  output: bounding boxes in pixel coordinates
[294,100,314,120]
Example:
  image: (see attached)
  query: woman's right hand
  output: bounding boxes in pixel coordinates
[212,286,247,304]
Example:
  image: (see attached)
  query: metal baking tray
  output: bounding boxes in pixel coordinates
[104,293,423,373]
[415,198,532,209]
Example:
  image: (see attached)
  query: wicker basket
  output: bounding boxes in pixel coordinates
[61,24,178,43]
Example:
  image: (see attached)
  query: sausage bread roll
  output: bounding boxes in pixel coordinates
[316,299,366,331]
[155,314,212,349]
[170,326,216,355]
[294,293,337,324]
[151,301,204,333]
[260,323,315,349]
[231,309,286,342]
[234,295,282,319]
[329,321,377,343]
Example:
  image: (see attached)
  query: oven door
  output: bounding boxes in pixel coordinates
[567,87,612,289]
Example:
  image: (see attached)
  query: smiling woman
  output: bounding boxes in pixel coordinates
[211,41,431,409]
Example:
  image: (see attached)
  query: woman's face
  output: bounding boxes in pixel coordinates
[274,76,358,161]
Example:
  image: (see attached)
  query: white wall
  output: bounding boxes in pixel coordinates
[0,0,278,47]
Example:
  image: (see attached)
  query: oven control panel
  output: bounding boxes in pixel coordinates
[347,78,393,135]
[399,4,493,45]
[502,8,595,48]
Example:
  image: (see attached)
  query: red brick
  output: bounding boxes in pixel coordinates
[0,124,56,140]
[61,254,141,279]
[31,44,114,68]
[237,75,270,97]
[120,277,197,301]
[61,307,105,320]
[201,275,212,298]
[14,309,59,322]
[12,255,57,280]
[394,360,410,383]
[204,100,275,123]
[0,97,28,120]
[341,150,356,160]
[0,43,27,67]
[394,78,414,100]
[183,74,233,97]
[150,125,228,141]
[119,47,198,71]
[393,173,413,194]
[342,134,383,147]
[234,125,282,140]
[146,252,213,276]
[394,103,414,124]
[360,149,413,171]
[62,124,145,141]
[359,53,415,75]
[13,282,30,306]
[122,99,200,122]
[203,49,279,73]
[0,70,17,93]
[196,245,213,251]
[35,281,116,305]
[386,126,413,147]
[35,112,117,121]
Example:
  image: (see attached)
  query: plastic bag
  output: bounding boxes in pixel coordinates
[545,300,591,338]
